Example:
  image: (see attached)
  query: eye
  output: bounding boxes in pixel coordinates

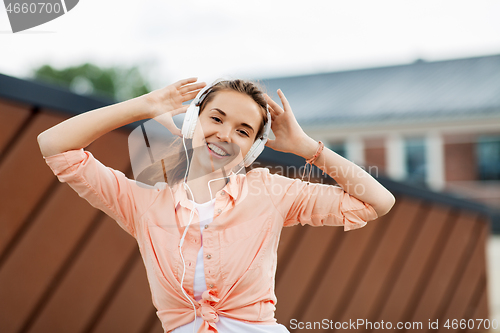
[238,130,250,137]
[210,115,249,137]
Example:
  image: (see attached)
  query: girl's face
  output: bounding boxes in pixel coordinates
[191,90,263,173]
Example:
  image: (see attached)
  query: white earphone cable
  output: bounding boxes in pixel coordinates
[179,137,246,333]
[180,136,197,333]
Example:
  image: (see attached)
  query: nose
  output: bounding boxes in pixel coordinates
[216,125,231,142]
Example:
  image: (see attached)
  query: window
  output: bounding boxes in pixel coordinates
[477,135,500,180]
[405,137,426,186]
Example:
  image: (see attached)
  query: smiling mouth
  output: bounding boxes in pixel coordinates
[207,143,230,157]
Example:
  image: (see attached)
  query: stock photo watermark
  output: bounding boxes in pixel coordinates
[3,0,79,33]
[251,160,380,196]
[289,318,499,331]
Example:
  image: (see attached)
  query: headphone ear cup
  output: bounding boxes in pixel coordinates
[182,103,199,139]
[181,81,215,139]
[242,108,271,167]
[242,139,265,167]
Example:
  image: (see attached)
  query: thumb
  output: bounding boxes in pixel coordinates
[171,105,189,116]
[153,113,182,137]
[265,139,276,149]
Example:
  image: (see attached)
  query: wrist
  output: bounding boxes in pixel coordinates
[295,136,319,160]
[136,94,158,119]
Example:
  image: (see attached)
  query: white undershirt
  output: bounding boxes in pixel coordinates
[172,198,289,333]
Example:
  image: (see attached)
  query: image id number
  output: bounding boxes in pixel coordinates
[6,2,62,14]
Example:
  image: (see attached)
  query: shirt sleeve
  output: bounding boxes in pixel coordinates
[258,168,378,231]
[43,148,160,238]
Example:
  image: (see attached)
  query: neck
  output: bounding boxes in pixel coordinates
[184,166,230,204]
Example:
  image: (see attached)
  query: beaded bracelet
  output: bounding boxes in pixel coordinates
[301,141,325,182]
[305,140,324,165]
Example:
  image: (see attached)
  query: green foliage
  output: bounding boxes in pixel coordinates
[31,63,151,101]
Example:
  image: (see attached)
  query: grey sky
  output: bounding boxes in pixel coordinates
[1,0,499,89]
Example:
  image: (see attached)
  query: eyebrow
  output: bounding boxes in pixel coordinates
[211,108,255,133]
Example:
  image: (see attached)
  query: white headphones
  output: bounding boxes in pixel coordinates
[181,79,272,168]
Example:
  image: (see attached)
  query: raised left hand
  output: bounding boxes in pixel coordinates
[264,90,316,158]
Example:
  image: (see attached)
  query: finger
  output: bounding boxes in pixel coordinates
[277,89,291,111]
[264,93,284,113]
[174,77,198,88]
[267,103,282,117]
[170,105,189,116]
[179,82,207,95]
[154,114,182,136]
[165,120,183,137]
[152,106,188,136]
[267,103,275,113]
[181,88,205,102]
[172,127,182,137]
[267,105,279,121]
[264,93,276,106]
[171,127,182,137]
[266,99,283,120]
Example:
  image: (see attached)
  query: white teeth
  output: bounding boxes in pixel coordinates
[208,143,227,156]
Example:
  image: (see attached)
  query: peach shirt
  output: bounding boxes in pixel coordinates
[43,148,378,333]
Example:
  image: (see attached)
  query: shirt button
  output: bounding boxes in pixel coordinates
[206,254,212,259]
[204,224,209,229]
[221,191,225,195]
[217,209,222,214]
[209,283,214,288]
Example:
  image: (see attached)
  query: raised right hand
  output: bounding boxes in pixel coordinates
[144,77,206,136]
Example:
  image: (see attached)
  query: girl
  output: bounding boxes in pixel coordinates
[38,77,395,333]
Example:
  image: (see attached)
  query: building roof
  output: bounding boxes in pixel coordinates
[260,54,500,126]
[0,72,115,116]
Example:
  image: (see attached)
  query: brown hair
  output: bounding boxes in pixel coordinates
[136,79,268,187]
